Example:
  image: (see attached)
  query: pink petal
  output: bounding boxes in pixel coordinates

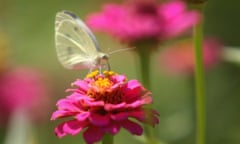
[165,12,200,37]
[128,109,145,122]
[124,95,152,108]
[110,112,129,121]
[141,92,153,104]
[104,102,126,111]
[54,123,67,138]
[89,113,110,126]
[160,1,200,38]
[102,123,120,134]
[160,1,185,19]
[51,110,76,120]
[111,75,126,83]
[75,112,90,121]
[64,120,87,135]
[122,80,144,103]
[84,100,104,107]
[126,80,142,90]
[67,92,91,100]
[56,99,79,111]
[124,100,142,108]
[128,109,160,126]
[121,120,143,135]
[55,120,88,137]
[71,80,89,92]
[87,4,125,32]
[83,126,104,144]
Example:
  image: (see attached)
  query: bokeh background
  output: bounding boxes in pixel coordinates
[1,0,240,144]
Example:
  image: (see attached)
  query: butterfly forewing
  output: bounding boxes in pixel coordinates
[55,11,101,70]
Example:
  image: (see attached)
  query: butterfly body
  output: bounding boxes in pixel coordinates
[55,10,109,70]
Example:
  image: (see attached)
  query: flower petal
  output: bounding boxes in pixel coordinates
[89,113,110,126]
[56,99,79,111]
[71,80,89,92]
[160,1,200,37]
[83,126,104,144]
[104,102,126,111]
[122,80,144,103]
[75,112,90,121]
[67,92,92,101]
[55,120,88,137]
[54,123,67,138]
[102,122,120,134]
[128,109,145,122]
[51,110,76,120]
[121,120,143,135]
[111,112,129,121]
[84,100,104,107]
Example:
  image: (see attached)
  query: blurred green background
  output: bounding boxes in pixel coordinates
[1,0,240,144]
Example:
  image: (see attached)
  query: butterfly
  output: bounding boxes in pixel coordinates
[55,10,109,71]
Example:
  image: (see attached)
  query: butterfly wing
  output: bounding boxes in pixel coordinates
[55,10,100,70]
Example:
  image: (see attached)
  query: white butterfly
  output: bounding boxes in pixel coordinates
[55,10,109,71]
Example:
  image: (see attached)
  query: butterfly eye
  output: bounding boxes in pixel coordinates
[102,55,108,60]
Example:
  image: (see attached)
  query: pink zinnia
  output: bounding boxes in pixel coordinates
[0,67,51,125]
[86,0,200,44]
[51,70,159,144]
[158,38,222,75]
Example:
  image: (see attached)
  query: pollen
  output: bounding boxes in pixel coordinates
[94,77,112,88]
[86,70,99,78]
[103,70,116,76]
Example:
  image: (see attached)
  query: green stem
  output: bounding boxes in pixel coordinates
[102,134,114,144]
[135,41,157,144]
[137,43,151,89]
[192,5,206,144]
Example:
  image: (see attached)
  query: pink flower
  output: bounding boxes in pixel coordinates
[0,67,51,125]
[86,0,200,44]
[158,38,222,75]
[51,70,159,144]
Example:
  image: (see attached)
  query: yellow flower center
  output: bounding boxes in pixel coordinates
[103,70,116,76]
[94,77,112,89]
[86,70,99,78]
[86,70,122,104]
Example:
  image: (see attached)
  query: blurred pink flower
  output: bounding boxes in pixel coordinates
[0,67,51,125]
[158,38,222,75]
[86,0,200,44]
[51,70,159,144]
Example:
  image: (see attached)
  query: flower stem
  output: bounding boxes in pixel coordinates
[135,41,158,144]
[137,43,151,89]
[102,134,114,144]
[192,4,206,144]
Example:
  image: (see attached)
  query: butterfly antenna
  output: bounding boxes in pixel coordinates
[108,47,136,55]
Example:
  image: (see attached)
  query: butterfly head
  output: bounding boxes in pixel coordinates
[95,52,110,71]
